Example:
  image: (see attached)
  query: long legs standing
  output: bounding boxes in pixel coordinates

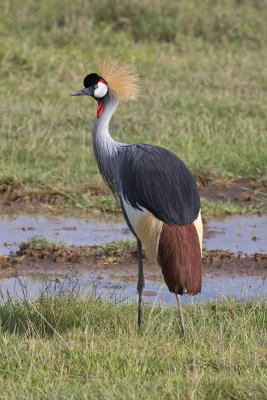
[176,293,186,338]
[137,239,145,329]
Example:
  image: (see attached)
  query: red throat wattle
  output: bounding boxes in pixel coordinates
[97,100,104,118]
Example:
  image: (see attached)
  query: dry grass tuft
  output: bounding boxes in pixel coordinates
[97,58,141,100]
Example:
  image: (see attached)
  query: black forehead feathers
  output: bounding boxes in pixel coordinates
[83,73,101,88]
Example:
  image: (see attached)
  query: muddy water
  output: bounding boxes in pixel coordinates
[0,213,266,256]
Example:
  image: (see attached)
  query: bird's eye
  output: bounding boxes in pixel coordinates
[94,84,98,89]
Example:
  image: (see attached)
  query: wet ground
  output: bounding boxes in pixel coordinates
[0,209,266,305]
[1,176,266,304]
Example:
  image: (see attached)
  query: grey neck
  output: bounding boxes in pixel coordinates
[93,91,120,155]
[92,91,123,193]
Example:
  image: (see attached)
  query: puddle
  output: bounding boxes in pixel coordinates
[0,212,266,256]
[0,214,132,255]
[204,214,267,254]
[0,267,265,305]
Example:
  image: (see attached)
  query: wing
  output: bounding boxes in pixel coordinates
[119,144,200,226]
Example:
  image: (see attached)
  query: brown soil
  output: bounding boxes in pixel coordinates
[0,255,22,270]
[0,179,266,213]
[0,185,109,209]
[1,243,266,281]
[198,178,266,206]
[202,250,267,277]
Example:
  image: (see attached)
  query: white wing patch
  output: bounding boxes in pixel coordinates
[121,193,163,264]
[120,193,145,236]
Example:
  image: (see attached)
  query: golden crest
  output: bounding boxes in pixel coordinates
[97,58,140,101]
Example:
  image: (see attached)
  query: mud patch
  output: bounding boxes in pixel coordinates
[0,255,22,270]
[202,250,267,277]
[199,178,266,206]
[17,241,137,265]
[0,185,110,211]
[1,241,266,278]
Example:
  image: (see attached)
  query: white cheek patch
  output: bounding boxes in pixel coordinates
[94,82,108,98]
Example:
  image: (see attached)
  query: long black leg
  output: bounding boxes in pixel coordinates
[175,294,186,338]
[137,239,145,329]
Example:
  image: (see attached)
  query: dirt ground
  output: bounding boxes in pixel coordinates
[198,178,266,205]
[0,242,266,283]
[0,179,266,213]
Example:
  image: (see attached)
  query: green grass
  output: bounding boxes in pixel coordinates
[0,293,266,399]
[88,239,136,262]
[0,0,267,211]
[200,198,255,217]
[57,192,255,217]
[21,235,66,248]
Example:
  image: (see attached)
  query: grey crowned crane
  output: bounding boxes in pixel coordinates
[72,60,203,336]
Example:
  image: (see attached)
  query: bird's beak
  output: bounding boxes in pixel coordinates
[71,87,94,96]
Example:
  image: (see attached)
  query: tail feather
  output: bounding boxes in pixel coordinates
[158,223,202,295]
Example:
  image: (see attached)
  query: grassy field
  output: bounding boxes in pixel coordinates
[0,292,266,399]
[0,0,267,212]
